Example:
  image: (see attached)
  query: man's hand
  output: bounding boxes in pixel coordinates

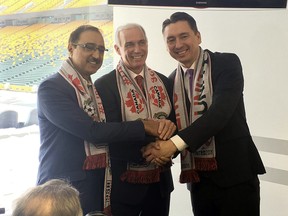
[142,139,178,165]
[141,142,172,166]
[142,119,176,140]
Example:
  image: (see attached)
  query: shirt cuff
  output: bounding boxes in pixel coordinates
[170,135,188,151]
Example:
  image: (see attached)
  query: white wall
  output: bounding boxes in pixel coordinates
[112,6,288,216]
[112,6,288,141]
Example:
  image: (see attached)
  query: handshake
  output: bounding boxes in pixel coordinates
[141,119,178,166]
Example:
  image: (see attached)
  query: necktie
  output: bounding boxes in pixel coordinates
[187,69,194,101]
[135,75,145,96]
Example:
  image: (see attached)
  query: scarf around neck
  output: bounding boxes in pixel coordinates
[173,48,217,183]
[59,58,112,215]
[116,60,172,184]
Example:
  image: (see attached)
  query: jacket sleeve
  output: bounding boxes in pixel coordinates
[37,76,145,144]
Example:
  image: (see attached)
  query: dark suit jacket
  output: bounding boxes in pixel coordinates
[169,50,265,187]
[37,73,146,184]
[95,70,174,205]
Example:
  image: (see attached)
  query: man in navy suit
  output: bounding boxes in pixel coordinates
[37,25,175,215]
[95,23,175,216]
[143,12,266,216]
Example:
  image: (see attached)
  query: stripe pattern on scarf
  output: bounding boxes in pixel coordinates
[59,58,112,215]
[173,48,217,183]
[116,60,172,184]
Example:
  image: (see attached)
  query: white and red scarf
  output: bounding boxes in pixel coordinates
[59,58,112,215]
[116,60,172,184]
[173,48,217,183]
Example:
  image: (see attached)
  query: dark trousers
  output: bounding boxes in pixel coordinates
[72,169,106,215]
[112,182,170,216]
[190,176,260,216]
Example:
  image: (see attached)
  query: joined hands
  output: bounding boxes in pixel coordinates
[141,118,178,166]
[142,139,178,166]
[142,118,176,140]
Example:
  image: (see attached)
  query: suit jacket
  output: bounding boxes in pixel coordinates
[169,50,266,187]
[37,73,146,184]
[95,70,174,205]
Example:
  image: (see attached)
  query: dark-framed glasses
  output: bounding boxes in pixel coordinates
[73,43,108,54]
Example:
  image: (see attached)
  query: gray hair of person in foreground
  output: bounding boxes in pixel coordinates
[12,179,83,216]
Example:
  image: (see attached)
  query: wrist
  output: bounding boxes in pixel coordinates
[170,135,188,151]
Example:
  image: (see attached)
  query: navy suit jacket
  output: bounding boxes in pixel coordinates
[37,73,146,184]
[169,50,265,187]
[95,70,174,205]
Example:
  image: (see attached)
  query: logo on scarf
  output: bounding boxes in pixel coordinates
[153,112,168,119]
[125,89,145,114]
[83,98,96,117]
[148,86,166,108]
[67,74,85,92]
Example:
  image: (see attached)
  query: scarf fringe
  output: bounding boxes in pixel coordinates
[179,170,200,183]
[194,157,218,171]
[83,153,107,170]
[179,158,217,183]
[120,169,160,184]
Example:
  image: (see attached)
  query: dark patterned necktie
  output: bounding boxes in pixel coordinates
[135,75,145,96]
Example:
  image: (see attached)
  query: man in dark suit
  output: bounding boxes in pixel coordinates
[143,12,266,216]
[95,23,175,216]
[37,25,175,215]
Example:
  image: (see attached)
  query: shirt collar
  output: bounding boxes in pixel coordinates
[127,68,144,79]
[181,61,196,76]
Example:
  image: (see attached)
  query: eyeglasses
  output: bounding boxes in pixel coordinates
[73,43,108,54]
[85,211,107,216]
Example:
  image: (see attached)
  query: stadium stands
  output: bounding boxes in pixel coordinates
[0,0,113,92]
[0,2,113,215]
[0,0,107,15]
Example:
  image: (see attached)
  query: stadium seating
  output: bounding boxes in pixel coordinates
[0,20,113,91]
[0,110,18,129]
[0,0,114,92]
[24,108,38,126]
[0,0,108,15]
